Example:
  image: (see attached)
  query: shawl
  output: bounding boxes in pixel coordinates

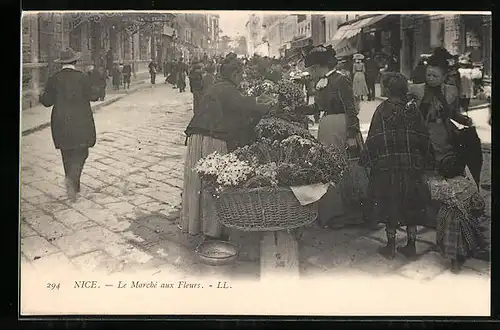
[360,97,434,171]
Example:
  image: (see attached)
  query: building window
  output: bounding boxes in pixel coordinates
[38,15,52,63]
[298,15,306,23]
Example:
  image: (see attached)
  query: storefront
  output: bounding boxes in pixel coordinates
[329,14,398,60]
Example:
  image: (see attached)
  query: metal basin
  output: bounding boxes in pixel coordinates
[195,240,239,266]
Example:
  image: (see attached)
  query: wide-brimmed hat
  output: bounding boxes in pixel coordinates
[54,48,81,64]
[304,45,337,68]
[353,53,365,60]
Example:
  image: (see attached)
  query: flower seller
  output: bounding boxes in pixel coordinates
[296,45,368,229]
[181,52,273,242]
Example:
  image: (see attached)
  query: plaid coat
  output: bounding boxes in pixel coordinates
[360,97,434,172]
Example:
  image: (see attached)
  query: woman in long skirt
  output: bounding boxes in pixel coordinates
[299,45,368,229]
[352,58,369,101]
[181,53,270,241]
[360,73,435,260]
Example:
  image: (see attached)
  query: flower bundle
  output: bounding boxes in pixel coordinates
[195,134,348,191]
[255,117,313,142]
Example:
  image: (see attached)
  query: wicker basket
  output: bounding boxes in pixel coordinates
[210,186,318,232]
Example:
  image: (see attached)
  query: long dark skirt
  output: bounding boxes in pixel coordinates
[368,169,432,228]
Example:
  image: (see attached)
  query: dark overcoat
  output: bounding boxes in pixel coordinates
[185,78,269,150]
[39,68,99,150]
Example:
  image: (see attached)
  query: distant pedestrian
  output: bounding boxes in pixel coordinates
[39,48,99,202]
[458,55,474,112]
[177,58,188,93]
[111,63,122,91]
[122,62,132,90]
[189,63,204,113]
[364,52,379,101]
[106,49,114,77]
[88,64,107,101]
[167,59,178,87]
[352,54,369,101]
[148,60,157,84]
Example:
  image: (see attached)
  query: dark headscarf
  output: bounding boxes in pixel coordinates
[304,45,338,68]
[219,52,243,80]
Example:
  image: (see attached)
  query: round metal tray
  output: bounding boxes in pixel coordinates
[195,240,239,266]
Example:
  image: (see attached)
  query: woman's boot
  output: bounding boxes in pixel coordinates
[397,225,417,260]
[377,227,396,260]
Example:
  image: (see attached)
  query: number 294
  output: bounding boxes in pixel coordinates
[46,283,60,290]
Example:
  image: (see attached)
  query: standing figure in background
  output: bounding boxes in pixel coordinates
[122,62,132,90]
[148,60,157,85]
[364,52,379,101]
[106,49,114,77]
[411,54,431,84]
[189,62,204,113]
[39,48,99,202]
[89,64,106,101]
[111,63,122,91]
[458,55,474,113]
[177,58,188,93]
[168,59,178,87]
[202,64,216,95]
[352,54,369,101]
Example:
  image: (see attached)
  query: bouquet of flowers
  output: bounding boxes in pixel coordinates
[195,134,348,192]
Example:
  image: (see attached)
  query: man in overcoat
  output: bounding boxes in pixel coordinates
[39,48,99,202]
[188,62,204,113]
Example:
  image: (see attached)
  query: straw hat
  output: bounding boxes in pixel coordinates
[54,48,81,64]
[353,53,365,60]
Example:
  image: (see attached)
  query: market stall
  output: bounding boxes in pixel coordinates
[194,78,349,279]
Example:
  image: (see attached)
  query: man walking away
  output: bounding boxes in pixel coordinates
[364,52,379,101]
[149,60,157,84]
[39,48,99,202]
[122,62,132,90]
[189,62,204,113]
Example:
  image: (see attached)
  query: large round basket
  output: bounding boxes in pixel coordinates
[210,186,318,232]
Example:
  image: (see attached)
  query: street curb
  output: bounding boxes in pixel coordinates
[22,81,149,137]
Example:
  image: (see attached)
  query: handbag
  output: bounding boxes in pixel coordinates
[434,89,482,187]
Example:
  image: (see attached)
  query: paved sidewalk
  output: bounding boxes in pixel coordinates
[21,72,151,136]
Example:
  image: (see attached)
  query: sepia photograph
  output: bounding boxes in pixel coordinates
[20,10,491,316]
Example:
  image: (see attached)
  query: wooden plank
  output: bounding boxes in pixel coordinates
[260,230,299,281]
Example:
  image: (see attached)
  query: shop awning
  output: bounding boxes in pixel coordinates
[329,14,389,51]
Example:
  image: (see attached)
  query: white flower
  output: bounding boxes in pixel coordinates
[315,78,328,90]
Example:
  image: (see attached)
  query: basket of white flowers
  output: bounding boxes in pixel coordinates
[194,134,348,232]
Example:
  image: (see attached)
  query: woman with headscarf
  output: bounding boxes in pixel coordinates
[360,73,435,260]
[296,45,367,229]
[408,50,488,272]
[181,53,272,241]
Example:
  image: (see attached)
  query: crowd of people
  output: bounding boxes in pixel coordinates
[38,43,490,276]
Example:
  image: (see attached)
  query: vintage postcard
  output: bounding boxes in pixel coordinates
[20,10,491,316]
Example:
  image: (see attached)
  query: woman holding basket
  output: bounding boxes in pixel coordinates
[181,53,272,241]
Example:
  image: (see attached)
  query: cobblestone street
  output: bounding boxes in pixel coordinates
[20,84,490,286]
